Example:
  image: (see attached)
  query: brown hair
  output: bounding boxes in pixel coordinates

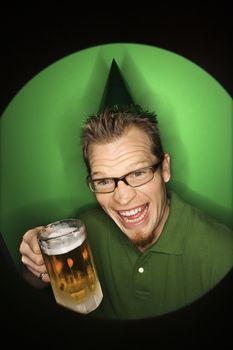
[81,105,164,173]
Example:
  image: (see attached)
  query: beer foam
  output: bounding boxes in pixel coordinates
[39,225,86,255]
[48,227,78,238]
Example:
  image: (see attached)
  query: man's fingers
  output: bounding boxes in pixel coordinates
[21,254,45,273]
[22,226,44,254]
[20,240,44,265]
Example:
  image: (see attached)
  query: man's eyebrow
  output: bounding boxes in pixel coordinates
[91,171,106,177]
[91,162,152,178]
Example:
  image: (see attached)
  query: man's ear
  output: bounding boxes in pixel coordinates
[162,153,171,183]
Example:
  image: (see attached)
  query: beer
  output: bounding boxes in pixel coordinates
[38,219,103,314]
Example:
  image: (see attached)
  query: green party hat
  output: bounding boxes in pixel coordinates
[98,59,135,112]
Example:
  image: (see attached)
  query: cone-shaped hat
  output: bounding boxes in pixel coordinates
[98,59,135,112]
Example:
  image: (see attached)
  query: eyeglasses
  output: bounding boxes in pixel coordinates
[86,161,163,194]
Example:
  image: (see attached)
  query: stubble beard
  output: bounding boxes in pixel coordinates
[129,230,157,251]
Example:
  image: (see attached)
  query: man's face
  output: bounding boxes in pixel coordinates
[88,126,171,249]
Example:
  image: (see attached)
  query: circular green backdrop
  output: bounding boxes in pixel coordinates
[1,43,232,267]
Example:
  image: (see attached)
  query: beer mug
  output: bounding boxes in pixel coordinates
[38,218,103,314]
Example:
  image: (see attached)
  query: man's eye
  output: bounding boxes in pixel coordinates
[132,170,146,178]
[96,179,111,187]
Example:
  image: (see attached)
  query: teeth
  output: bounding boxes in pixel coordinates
[123,206,148,223]
[119,206,143,217]
[118,204,148,224]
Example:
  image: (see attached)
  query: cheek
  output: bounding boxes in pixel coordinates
[96,194,104,206]
[142,177,166,207]
[143,178,163,197]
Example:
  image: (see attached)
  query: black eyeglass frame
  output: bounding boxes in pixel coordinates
[86,160,163,194]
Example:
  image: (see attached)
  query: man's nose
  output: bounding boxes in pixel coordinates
[113,180,136,205]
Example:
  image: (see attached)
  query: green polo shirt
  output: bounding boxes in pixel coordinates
[80,192,233,320]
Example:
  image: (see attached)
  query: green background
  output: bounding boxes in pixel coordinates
[1,43,232,268]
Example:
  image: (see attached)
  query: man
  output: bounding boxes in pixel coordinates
[19,61,233,320]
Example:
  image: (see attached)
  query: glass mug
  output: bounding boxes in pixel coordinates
[38,218,103,314]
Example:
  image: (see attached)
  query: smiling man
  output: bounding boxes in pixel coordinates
[83,109,170,252]
[19,60,233,320]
